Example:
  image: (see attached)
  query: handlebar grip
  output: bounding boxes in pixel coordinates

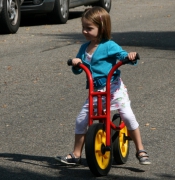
[122,53,140,64]
[135,53,140,60]
[67,59,82,67]
[67,59,72,66]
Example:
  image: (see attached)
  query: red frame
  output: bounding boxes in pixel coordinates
[78,61,126,147]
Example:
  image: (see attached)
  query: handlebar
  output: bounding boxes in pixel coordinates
[67,59,73,66]
[67,53,140,66]
[122,53,140,64]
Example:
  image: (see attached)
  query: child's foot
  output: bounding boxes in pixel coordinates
[136,150,151,165]
[55,153,81,165]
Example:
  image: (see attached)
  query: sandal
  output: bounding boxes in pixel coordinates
[136,150,151,165]
[55,153,81,165]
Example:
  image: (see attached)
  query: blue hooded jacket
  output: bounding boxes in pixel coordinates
[72,40,137,88]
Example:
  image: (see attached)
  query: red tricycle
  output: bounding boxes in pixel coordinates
[67,54,139,176]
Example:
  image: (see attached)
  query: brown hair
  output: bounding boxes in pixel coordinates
[82,6,111,41]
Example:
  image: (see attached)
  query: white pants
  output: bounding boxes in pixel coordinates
[75,78,139,134]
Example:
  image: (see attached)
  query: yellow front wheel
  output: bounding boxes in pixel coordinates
[85,123,112,176]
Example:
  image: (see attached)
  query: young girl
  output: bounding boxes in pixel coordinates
[55,6,151,165]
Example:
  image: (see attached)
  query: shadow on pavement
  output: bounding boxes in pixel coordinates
[0,153,92,179]
[19,9,175,52]
[111,31,175,51]
[30,31,175,51]
[0,153,175,180]
[0,153,87,168]
[112,165,145,173]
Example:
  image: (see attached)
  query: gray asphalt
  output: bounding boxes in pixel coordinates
[0,0,175,179]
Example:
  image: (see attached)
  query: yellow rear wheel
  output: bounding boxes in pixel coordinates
[112,114,130,164]
[119,125,129,158]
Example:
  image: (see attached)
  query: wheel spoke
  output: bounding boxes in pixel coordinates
[95,143,101,151]
[104,0,111,9]
[11,1,15,8]
[96,150,102,156]
[121,142,127,152]
[103,153,109,159]
[7,0,18,23]
[60,0,67,18]
[7,0,12,12]
[97,131,103,142]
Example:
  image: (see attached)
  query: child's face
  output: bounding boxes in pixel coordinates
[82,18,99,42]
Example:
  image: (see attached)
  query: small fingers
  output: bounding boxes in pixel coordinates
[72,58,82,66]
[128,52,137,60]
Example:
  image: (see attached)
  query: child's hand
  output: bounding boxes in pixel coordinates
[127,52,137,61]
[72,58,82,66]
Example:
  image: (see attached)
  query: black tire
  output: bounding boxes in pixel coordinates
[0,0,21,34]
[49,0,69,24]
[112,114,130,164]
[85,123,112,177]
[94,0,111,13]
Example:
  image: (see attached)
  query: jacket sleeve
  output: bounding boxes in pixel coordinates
[108,41,128,59]
[108,41,137,65]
